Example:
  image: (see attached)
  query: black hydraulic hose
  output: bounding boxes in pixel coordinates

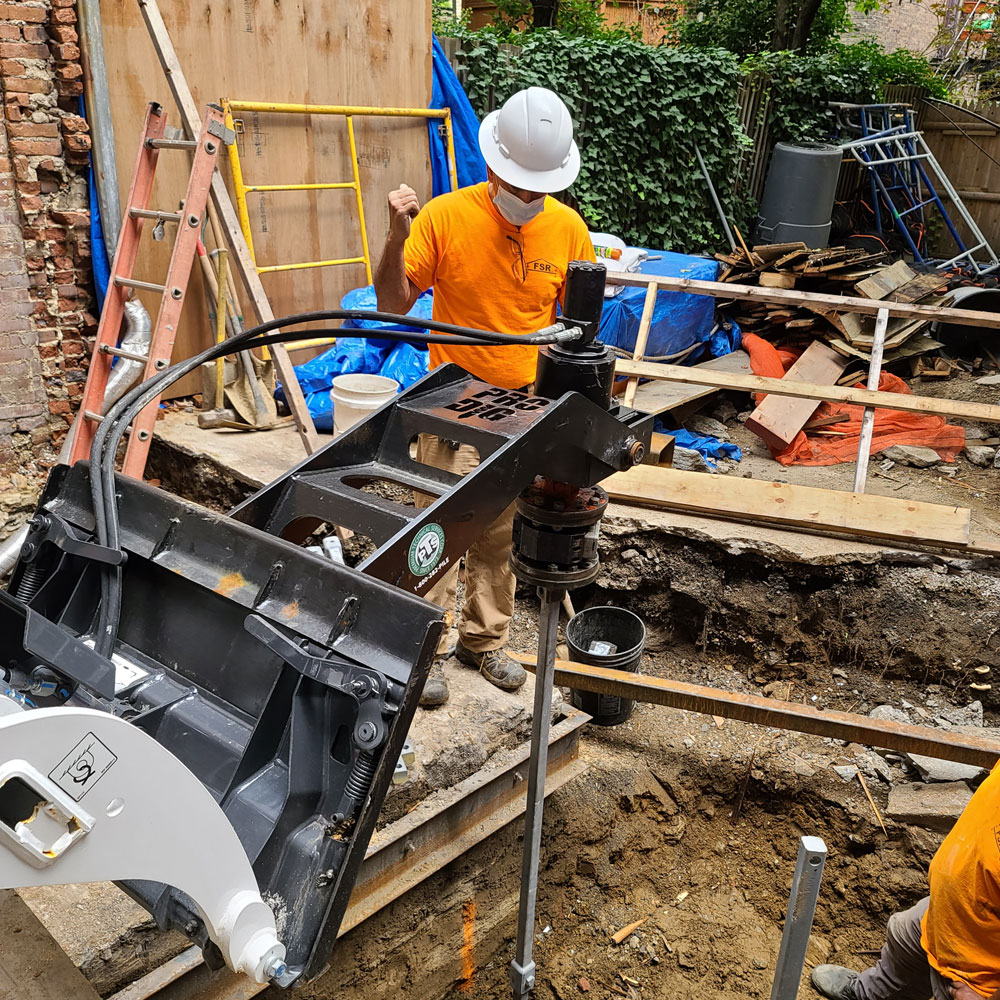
[90,310,574,656]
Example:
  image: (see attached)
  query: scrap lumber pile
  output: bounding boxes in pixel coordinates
[716,244,952,362]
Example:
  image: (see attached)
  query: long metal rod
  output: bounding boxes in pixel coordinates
[226,101,450,118]
[510,588,564,1000]
[852,306,888,493]
[694,142,736,252]
[770,837,828,1000]
[512,654,1000,768]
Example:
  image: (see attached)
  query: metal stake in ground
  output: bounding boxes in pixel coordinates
[770,836,828,1000]
[510,586,564,999]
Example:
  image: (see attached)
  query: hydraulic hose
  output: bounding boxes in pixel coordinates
[88,309,581,656]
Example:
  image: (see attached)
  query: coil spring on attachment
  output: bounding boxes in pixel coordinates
[344,750,378,803]
[15,563,46,603]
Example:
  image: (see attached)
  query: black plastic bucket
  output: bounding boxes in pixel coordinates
[565,606,646,726]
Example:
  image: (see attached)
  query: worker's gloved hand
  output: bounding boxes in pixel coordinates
[387,183,420,242]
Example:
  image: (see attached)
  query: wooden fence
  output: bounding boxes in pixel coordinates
[919,96,1000,255]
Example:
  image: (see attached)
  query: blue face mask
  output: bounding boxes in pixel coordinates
[491,182,546,227]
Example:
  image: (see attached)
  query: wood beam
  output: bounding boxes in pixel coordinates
[604,465,971,547]
[616,357,1000,423]
[512,655,1000,770]
[605,270,1000,331]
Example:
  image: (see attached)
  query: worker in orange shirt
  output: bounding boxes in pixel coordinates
[812,759,1000,1000]
[373,87,595,706]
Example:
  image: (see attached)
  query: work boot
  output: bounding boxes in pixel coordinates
[455,642,526,692]
[811,965,860,1000]
[419,659,450,707]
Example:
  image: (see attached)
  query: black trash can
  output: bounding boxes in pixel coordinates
[565,606,646,726]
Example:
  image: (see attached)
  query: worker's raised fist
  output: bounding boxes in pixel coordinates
[387,183,420,242]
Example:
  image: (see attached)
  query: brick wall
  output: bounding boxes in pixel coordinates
[844,0,939,53]
[0,0,94,482]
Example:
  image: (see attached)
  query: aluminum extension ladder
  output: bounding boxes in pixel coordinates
[834,103,1000,275]
[70,101,234,476]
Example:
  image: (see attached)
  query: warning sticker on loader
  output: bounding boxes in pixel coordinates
[49,733,117,802]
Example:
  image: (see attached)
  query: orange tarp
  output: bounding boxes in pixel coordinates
[741,333,966,467]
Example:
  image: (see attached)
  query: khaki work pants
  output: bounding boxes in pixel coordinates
[413,434,516,657]
[855,898,951,1000]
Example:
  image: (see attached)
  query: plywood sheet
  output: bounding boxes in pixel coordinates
[629,350,751,415]
[100,1,432,396]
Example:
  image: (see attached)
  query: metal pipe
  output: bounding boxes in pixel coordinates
[102,299,153,412]
[510,587,564,999]
[694,143,736,252]
[78,0,120,255]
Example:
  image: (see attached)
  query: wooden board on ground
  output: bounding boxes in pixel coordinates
[100,0,433,396]
[629,350,751,416]
[605,465,972,548]
[745,341,848,450]
[0,890,103,1000]
[855,260,916,299]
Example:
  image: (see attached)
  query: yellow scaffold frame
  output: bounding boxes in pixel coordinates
[222,100,459,350]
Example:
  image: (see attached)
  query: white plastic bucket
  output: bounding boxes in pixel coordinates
[331,373,399,436]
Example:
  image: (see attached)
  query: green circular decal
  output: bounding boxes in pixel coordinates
[408,523,445,577]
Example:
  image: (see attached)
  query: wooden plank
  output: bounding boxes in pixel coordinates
[604,270,1000,331]
[630,350,751,416]
[745,341,847,450]
[604,465,971,547]
[615,356,1000,423]
[855,260,916,299]
[890,274,951,304]
[136,0,321,453]
[0,890,103,1000]
[759,271,796,288]
[752,241,806,261]
[104,0,432,402]
[511,656,1000,770]
[623,282,658,409]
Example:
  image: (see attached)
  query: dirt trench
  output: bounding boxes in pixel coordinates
[136,444,982,1000]
[594,517,1000,711]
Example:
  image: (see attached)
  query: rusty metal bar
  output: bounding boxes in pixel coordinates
[513,655,1000,769]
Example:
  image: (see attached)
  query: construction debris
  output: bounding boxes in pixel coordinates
[715,245,954,361]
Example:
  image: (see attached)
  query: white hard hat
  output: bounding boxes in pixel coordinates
[478,87,580,193]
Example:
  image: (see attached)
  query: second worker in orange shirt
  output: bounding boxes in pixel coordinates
[373,86,595,707]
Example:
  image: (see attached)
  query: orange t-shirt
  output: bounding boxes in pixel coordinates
[921,759,1000,997]
[403,182,596,390]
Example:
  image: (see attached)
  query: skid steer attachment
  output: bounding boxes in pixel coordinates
[0,348,651,986]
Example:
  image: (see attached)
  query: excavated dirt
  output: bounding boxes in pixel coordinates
[13,435,999,999]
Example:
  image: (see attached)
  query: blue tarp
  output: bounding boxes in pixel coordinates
[657,426,743,469]
[80,97,110,310]
[429,33,487,196]
[600,251,718,361]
